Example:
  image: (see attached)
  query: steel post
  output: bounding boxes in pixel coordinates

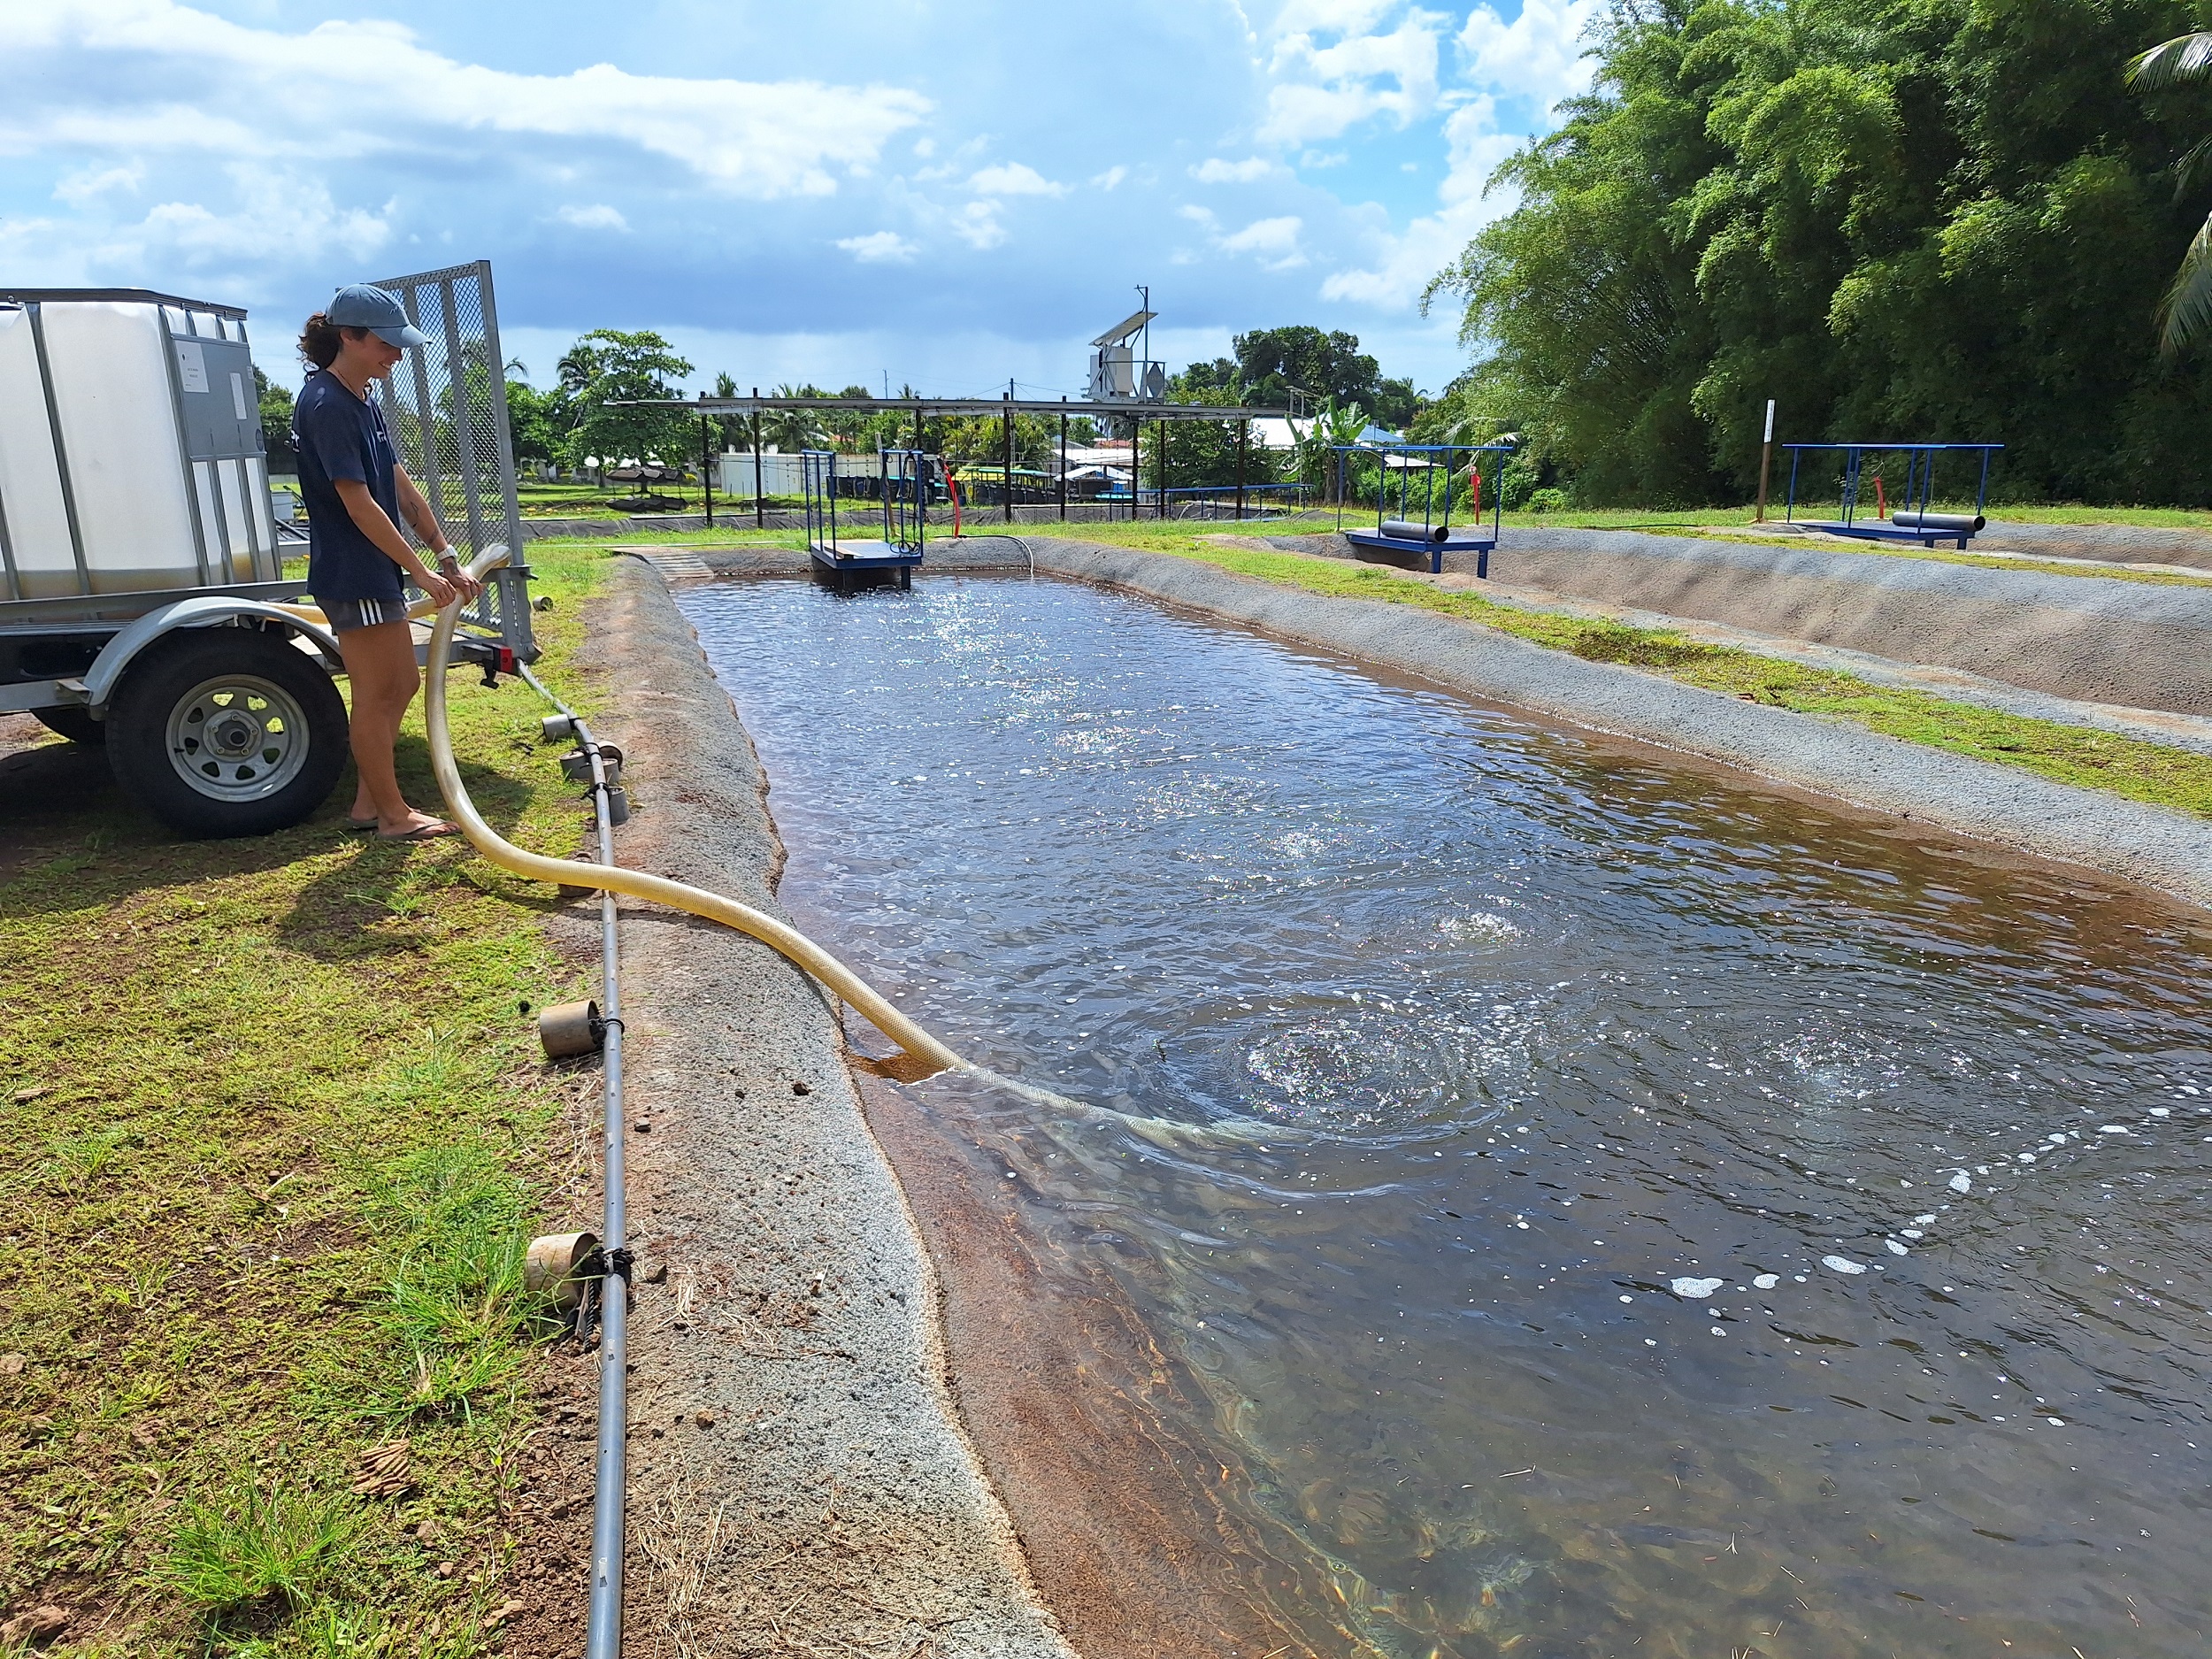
[751,390,764,528]
[1236,420,1248,521]
[1058,404,1068,522]
[1002,391,1014,525]
[701,414,713,527]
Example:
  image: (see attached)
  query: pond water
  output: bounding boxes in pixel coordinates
[677,573,2212,1659]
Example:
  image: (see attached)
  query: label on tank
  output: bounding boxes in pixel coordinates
[174,340,207,394]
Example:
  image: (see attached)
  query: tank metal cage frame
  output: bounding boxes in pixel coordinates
[0,287,283,609]
[370,258,536,661]
[1331,442,1514,576]
[802,448,929,592]
[1783,442,2003,549]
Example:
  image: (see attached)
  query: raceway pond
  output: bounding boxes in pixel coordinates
[677,572,2212,1659]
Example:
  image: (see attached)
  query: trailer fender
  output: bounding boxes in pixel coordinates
[82,598,343,717]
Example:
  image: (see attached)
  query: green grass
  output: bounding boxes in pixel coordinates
[1032,534,2212,821]
[0,541,611,1654]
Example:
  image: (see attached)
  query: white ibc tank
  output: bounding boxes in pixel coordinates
[0,292,276,602]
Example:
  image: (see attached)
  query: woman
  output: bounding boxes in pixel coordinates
[293,284,481,839]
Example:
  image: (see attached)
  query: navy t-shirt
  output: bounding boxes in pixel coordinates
[293,369,407,603]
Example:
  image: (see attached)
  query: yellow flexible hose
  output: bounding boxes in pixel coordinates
[419,549,964,1079]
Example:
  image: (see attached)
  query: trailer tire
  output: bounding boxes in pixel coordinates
[106,628,348,839]
[33,707,106,745]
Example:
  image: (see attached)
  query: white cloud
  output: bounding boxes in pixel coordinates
[1191,156,1278,183]
[837,229,918,264]
[1260,11,1444,144]
[1268,0,1398,33]
[556,203,628,232]
[951,201,1004,250]
[1220,213,1306,269]
[1458,0,1601,111]
[966,162,1066,196]
[53,161,142,204]
[1091,165,1129,189]
[134,165,392,269]
[0,0,930,200]
[1179,203,1220,228]
[1319,100,1519,307]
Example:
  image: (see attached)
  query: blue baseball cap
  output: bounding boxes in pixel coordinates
[327,283,429,349]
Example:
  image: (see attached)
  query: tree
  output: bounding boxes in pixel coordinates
[2130,30,2212,350]
[557,330,695,472]
[503,377,566,469]
[1233,326,1380,411]
[255,367,296,472]
[1143,359,1283,493]
[1426,0,2212,505]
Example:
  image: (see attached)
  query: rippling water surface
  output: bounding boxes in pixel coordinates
[678,573,2212,1659]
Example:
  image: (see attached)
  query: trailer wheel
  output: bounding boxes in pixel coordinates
[33,707,105,745]
[107,628,348,839]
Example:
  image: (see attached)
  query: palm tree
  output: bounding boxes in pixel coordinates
[2129,31,2212,352]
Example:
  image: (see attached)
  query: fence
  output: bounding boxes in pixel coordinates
[370,259,534,659]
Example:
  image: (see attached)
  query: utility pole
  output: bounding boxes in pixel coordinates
[1755,398,1776,521]
[1002,387,1014,525]
[1057,403,1068,522]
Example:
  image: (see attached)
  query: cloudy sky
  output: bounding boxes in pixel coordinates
[1,0,1601,399]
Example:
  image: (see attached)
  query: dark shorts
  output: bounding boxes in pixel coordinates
[322,595,412,633]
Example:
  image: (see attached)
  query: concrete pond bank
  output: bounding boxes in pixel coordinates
[1291,525,2212,718]
[576,558,1073,1658]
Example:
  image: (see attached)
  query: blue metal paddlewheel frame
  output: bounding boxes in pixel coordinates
[1331,442,1514,576]
[803,448,930,593]
[1783,442,2003,549]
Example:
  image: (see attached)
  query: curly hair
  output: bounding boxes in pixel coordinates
[297,311,371,369]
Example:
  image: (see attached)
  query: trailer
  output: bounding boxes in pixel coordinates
[0,262,534,838]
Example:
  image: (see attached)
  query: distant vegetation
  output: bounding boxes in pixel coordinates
[1424,0,2212,507]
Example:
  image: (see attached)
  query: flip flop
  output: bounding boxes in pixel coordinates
[377,819,458,842]
[346,816,379,832]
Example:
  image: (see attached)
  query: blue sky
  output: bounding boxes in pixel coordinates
[2,0,1601,399]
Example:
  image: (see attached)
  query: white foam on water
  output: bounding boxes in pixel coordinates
[1824,1255,1869,1274]
[1753,1273,1780,1289]
[1671,1277,1724,1299]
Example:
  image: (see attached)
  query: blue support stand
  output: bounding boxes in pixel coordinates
[1782,442,2003,549]
[804,448,929,594]
[1333,442,1514,576]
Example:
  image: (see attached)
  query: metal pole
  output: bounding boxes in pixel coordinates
[701,413,713,527]
[751,389,764,528]
[1236,419,1248,521]
[1755,398,1774,521]
[27,305,93,596]
[1129,419,1140,522]
[1156,421,1167,518]
[1058,403,1068,522]
[1002,389,1014,524]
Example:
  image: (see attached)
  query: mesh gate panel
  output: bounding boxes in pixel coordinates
[369,259,534,658]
